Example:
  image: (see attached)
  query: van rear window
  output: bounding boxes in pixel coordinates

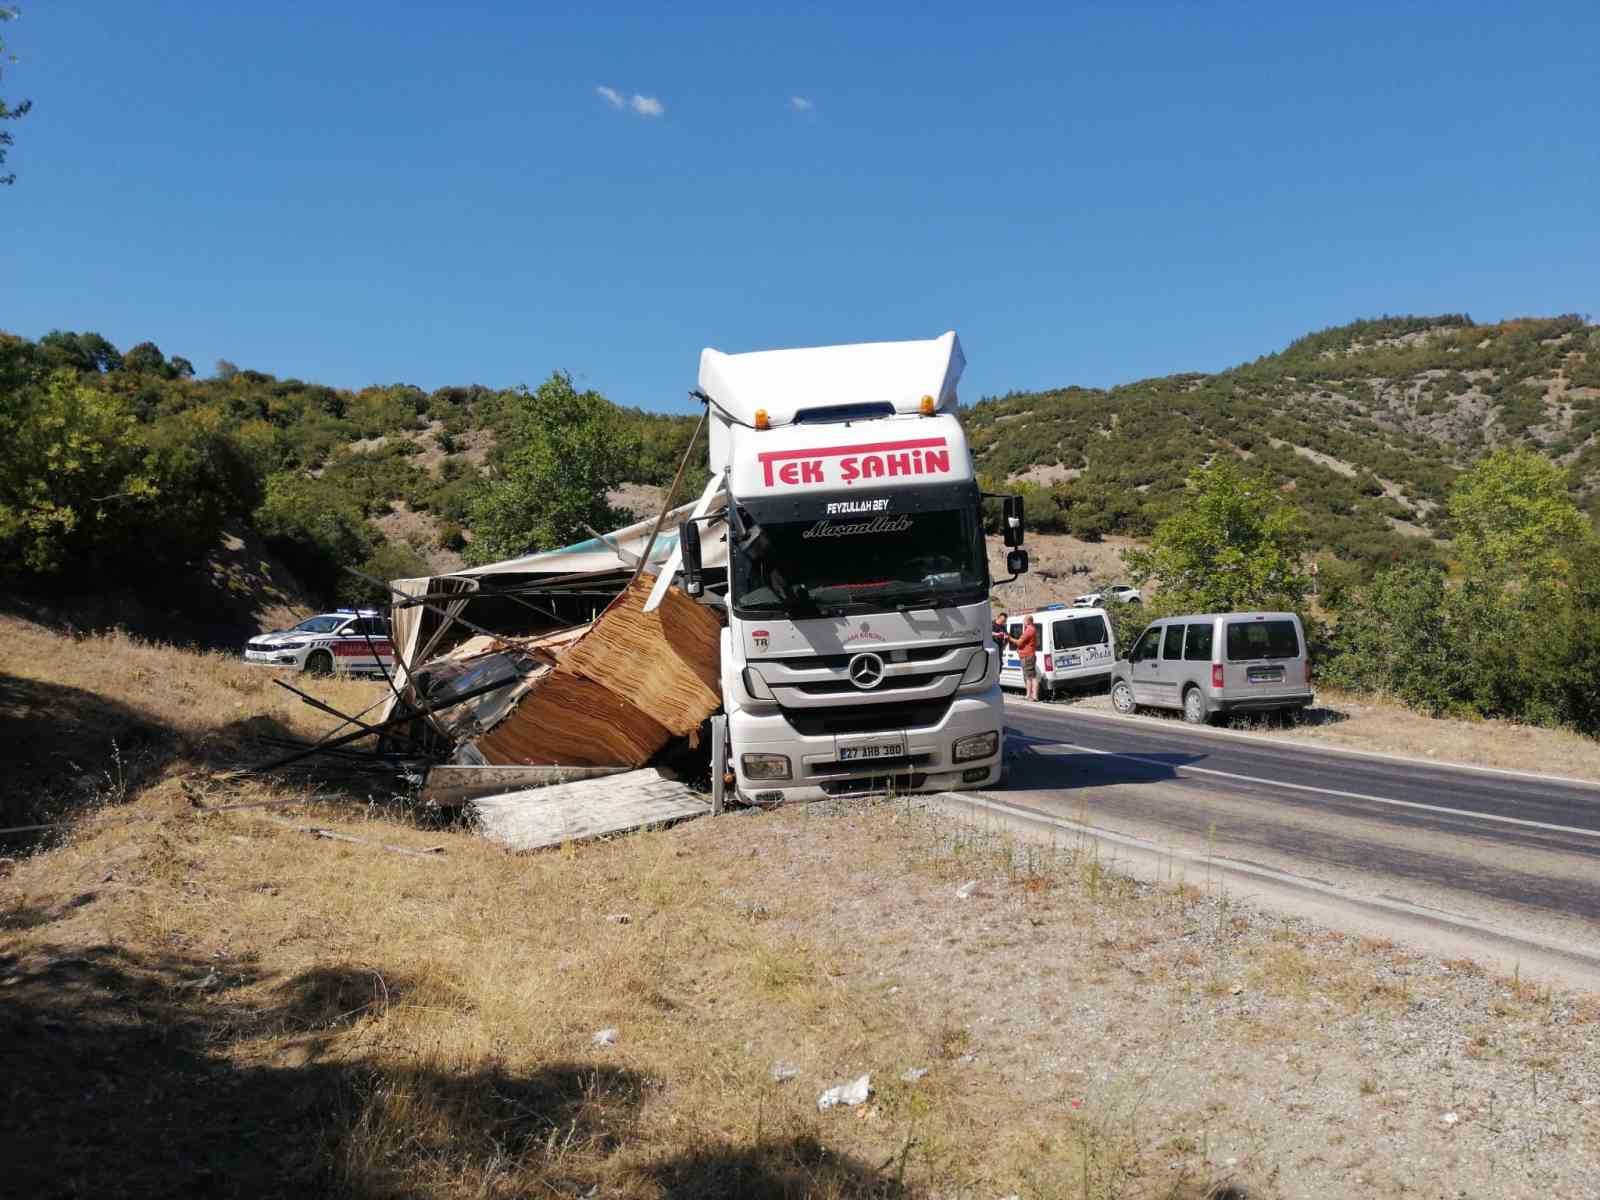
[1052,615,1109,650]
[1226,620,1300,661]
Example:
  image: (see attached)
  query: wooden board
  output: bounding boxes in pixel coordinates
[471,768,711,852]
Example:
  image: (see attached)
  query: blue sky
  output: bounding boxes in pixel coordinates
[6,2,1598,413]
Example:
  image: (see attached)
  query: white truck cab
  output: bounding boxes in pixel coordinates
[673,332,1026,804]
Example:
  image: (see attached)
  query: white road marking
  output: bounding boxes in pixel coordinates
[1003,695,1600,791]
[1021,738,1600,841]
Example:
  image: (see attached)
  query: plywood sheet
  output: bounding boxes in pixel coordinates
[469,579,722,767]
[471,768,711,851]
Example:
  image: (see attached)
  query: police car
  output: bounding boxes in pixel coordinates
[999,603,1118,700]
[242,609,396,675]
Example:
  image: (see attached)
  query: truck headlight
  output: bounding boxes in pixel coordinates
[741,753,791,780]
[952,731,999,762]
[960,648,991,686]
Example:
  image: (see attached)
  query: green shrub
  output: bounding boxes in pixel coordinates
[254,473,375,604]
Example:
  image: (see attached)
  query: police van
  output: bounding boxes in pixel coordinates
[242,609,396,676]
[998,604,1118,700]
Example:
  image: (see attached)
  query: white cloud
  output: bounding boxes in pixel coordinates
[790,96,814,112]
[630,93,664,117]
[596,86,624,109]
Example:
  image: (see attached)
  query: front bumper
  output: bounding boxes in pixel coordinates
[729,686,1005,804]
[242,649,304,668]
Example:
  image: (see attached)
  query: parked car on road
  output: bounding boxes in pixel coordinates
[1110,612,1312,724]
[1071,583,1141,607]
[999,603,1118,700]
[242,609,396,676]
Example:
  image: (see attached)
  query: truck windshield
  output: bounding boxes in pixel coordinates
[734,508,988,615]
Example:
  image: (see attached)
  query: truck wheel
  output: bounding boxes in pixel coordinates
[1182,686,1210,725]
[1111,680,1136,715]
[305,649,334,676]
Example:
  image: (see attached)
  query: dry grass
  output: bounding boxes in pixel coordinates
[1,613,385,832]
[2,615,1242,1198]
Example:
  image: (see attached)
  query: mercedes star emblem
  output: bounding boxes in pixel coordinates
[847,652,886,690]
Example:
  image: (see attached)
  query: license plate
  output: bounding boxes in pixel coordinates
[838,741,904,762]
[1247,666,1284,683]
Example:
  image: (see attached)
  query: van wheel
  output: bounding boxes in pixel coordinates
[1182,687,1210,725]
[1111,681,1137,715]
[305,649,334,676]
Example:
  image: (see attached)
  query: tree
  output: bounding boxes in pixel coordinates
[121,341,169,376]
[0,372,157,573]
[1446,449,1589,584]
[1122,460,1310,615]
[465,372,638,565]
[38,330,122,374]
[0,6,30,186]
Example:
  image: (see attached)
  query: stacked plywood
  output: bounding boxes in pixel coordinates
[468,579,722,767]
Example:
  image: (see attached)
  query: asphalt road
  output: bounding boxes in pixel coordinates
[972,699,1600,941]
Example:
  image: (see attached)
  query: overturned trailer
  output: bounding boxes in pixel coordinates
[378,500,729,772]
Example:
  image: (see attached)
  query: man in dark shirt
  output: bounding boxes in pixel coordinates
[991,610,1008,649]
[1016,614,1040,701]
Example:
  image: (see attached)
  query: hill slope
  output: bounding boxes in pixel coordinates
[966,314,1600,566]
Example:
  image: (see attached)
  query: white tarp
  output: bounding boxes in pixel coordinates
[452,494,727,578]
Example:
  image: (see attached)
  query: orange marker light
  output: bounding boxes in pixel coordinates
[919,394,936,415]
[754,408,770,430]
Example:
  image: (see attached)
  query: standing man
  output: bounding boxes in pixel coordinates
[1017,614,1041,701]
[991,609,1008,649]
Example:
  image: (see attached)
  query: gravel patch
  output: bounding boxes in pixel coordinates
[674,797,1600,1198]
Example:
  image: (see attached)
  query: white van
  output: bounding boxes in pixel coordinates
[999,604,1117,700]
[1110,611,1313,723]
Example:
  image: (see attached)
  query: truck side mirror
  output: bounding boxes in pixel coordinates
[1006,548,1029,577]
[679,520,704,597]
[1003,495,1025,548]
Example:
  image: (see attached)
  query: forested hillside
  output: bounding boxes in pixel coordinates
[0,332,702,631]
[5,315,1596,642]
[968,315,1600,569]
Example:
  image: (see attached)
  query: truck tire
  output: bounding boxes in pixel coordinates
[305,649,334,676]
[1182,686,1210,725]
[1111,680,1136,715]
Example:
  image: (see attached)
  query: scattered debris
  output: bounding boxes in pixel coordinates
[1442,1111,1459,1126]
[817,1074,872,1112]
[605,913,632,925]
[899,1067,929,1083]
[1230,983,1244,996]
[175,968,222,993]
[592,1028,619,1047]
[261,816,446,861]
[770,1062,801,1083]
[954,879,979,899]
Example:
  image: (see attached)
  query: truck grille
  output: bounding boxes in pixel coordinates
[758,642,979,672]
[792,672,949,696]
[781,697,953,737]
